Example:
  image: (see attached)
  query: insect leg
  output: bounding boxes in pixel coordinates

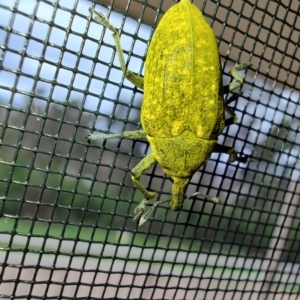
[131,153,157,200]
[130,153,157,220]
[228,62,252,92]
[222,62,251,126]
[86,130,146,142]
[214,143,249,163]
[89,8,144,89]
[137,192,222,227]
[224,103,238,127]
[136,198,170,227]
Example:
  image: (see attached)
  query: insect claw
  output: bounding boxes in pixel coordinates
[89,7,118,34]
[132,210,142,222]
[138,204,157,227]
[133,198,149,222]
[235,62,252,71]
[135,198,171,226]
[138,210,153,227]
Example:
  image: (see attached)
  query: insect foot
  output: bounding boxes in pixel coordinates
[135,193,223,227]
[89,8,118,34]
[133,198,150,222]
[229,62,252,92]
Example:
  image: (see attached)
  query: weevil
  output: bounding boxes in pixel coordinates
[88,0,251,226]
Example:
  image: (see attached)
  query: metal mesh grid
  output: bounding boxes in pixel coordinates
[0,0,299,299]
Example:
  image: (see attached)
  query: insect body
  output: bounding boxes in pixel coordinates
[88,0,251,226]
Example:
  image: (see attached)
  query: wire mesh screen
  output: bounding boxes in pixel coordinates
[0,0,299,299]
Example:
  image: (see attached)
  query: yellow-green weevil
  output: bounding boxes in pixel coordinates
[88,0,251,226]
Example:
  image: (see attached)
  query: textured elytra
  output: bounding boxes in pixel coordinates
[142,0,225,139]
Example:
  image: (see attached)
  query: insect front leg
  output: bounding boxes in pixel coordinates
[89,7,144,89]
[137,191,223,227]
[130,153,158,220]
[86,130,146,142]
[131,153,157,200]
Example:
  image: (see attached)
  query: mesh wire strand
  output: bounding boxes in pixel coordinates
[0,0,299,299]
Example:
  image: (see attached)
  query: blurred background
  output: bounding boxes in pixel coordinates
[0,0,299,299]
